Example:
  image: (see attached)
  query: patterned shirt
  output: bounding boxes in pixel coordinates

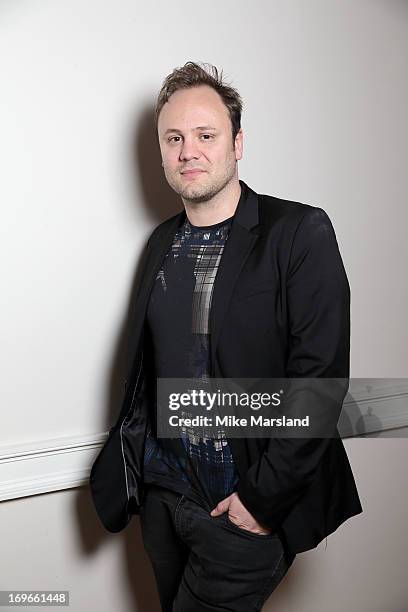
[143,213,239,511]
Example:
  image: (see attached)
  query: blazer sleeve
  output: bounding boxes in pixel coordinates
[236,207,351,531]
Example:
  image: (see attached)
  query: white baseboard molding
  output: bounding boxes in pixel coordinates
[340,378,408,438]
[0,432,108,502]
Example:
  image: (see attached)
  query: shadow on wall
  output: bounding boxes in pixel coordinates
[78,105,182,611]
[135,105,182,223]
[77,485,161,612]
[102,104,181,433]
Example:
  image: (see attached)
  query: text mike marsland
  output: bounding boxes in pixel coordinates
[168,414,310,428]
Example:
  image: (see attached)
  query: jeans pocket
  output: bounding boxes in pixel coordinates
[224,513,280,540]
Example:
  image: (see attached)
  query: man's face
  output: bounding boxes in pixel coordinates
[157,85,243,203]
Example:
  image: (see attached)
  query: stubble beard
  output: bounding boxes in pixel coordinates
[165,159,237,205]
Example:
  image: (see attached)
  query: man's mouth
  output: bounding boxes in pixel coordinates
[181,169,206,176]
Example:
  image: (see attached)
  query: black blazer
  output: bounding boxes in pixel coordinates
[90,179,363,556]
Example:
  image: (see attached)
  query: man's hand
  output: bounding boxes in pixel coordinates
[210,492,273,535]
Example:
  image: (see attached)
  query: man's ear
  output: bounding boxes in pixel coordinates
[234,128,243,161]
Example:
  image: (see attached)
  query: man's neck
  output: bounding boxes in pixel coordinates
[183,179,241,227]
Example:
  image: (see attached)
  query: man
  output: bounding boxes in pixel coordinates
[90,61,363,612]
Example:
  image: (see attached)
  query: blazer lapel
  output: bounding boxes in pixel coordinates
[209,180,260,374]
[127,211,186,373]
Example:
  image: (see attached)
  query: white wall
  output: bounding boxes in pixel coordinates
[0,0,407,610]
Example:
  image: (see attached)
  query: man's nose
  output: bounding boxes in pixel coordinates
[179,137,200,161]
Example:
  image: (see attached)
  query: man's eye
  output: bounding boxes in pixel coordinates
[167,134,213,143]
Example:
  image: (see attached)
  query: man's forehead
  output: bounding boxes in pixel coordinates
[169,84,220,101]
[158,87,229,128]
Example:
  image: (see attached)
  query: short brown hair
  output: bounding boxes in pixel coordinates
[155,61,243,142]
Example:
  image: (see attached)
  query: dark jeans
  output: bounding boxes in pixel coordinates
[139,483,296,612]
